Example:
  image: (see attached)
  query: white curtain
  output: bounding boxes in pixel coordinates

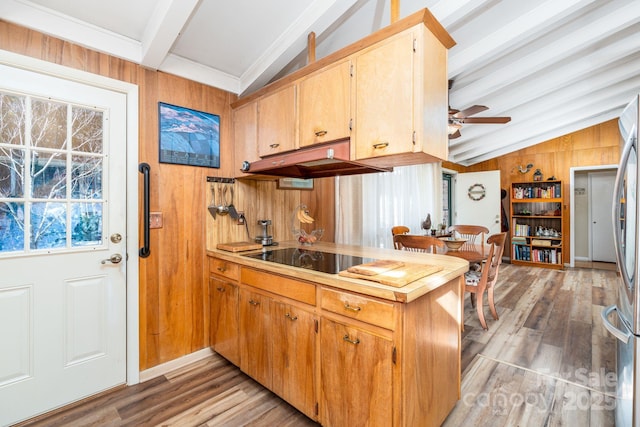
[336,163,442,248]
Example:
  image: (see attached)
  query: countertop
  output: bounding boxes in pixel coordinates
[207,241,469,303]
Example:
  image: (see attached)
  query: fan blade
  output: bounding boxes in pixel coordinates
[453,105,488,118]
[449,130,461,139]
[459,117,511,124]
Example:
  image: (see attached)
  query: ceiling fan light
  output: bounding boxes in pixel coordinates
[447,122,462,134]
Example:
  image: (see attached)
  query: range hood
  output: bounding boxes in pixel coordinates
[240,139,392,179]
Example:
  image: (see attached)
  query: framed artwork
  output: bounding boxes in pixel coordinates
[277,178,314,190]
[158,102,220,168]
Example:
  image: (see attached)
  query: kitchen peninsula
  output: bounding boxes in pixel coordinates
[207,241,468,426]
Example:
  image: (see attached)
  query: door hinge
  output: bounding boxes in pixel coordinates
[413,38,417,53]
[349,118,353,131]
[350,64,354,77]
[392,346,397,365]
[314,319,318,333]
[412,131,416,145]
[315,402,319,416]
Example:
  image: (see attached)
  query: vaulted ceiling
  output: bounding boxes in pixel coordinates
[2,0,639,165]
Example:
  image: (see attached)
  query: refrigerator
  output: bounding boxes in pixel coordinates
[603,94,640,426]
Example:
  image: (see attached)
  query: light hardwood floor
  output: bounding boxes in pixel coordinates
[17,263,618,427]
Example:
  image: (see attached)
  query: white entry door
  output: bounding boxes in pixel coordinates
[0,64,127,425]
[590,170,617,262]
[454,170,502,235]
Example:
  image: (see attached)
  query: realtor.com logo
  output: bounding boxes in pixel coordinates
[461,368,618,415]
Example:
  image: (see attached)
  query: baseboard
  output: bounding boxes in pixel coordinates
[139,347,214,383]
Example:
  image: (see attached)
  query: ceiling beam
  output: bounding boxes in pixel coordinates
[449,1,640,108]
[140,0,200,70]
[0,0,141,62]
[239,0,358,95]
[448,0,598,78]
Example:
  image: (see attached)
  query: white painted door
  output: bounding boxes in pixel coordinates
[590,170,617,262]
[454,171,502,235]
[0,64,127,425]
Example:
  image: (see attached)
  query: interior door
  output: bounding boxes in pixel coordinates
[590,170,617,262]
[454,171,502,235]
[0,64,127,425]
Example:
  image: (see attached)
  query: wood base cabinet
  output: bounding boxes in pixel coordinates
[208,255,461,426]
[209,258,241,366]
[320,318,393,427]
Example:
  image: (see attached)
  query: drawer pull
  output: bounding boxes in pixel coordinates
[343,334,360,345]
[248,299,260,306]
[344,303,362,312]
[216,287,225,292]
[314,130,328,137]
[285,312,298,321]
[216,266,226,272]
[372,142,389,149]
[269,143,280,149]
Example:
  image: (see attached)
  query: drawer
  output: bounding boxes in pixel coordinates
[209,258,240,281]
[321,287,397,330]
[241,268,316,306]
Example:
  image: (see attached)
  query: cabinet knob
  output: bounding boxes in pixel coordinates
[248,299,260,306]
[372,142,389,149]
[217,266,226,272]
[269,143,280,149]
[314,130,328,137]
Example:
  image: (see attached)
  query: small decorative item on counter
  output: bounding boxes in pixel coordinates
[291,204,324,245]
[533,169,543,181]
[421,213,432,232]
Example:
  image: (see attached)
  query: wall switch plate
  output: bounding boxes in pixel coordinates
[150,212,163,229]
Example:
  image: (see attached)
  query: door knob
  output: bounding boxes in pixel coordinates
[110,233,123,243]
[101,253,123,264]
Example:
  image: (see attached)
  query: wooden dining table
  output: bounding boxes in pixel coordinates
[437,242,490,263]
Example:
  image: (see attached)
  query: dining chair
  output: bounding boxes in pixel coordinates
[448,224,490,244]
[391,225,410,236]
[464,232,507,330]
[393,234,445,253]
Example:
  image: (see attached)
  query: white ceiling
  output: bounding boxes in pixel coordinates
[2,0,639,165]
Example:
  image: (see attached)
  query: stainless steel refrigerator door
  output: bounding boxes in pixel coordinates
[602,305,640,427]
[613,110,639,333]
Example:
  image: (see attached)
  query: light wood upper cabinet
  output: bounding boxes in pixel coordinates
[257,85,297,157]
[354,26,448,162]
[298,60,351,147]
[233,101,259,176]
[354,31,414,159]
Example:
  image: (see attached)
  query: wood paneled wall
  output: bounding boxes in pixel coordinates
[447,119,621,262]
[0,19,335,370]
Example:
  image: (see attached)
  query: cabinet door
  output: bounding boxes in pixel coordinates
[320,318,393,427]
[354,31,414,160]
[299,60,351,147]
[210,277,240,366]
[233,101,259,176]
[271,302,317,420]
[257,85,296,157]
[239,289,272,388]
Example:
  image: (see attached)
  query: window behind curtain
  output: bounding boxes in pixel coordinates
[335,163,442,248]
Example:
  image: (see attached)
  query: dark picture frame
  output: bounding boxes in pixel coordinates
[158,102,220,168]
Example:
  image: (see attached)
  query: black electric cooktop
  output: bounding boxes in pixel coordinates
[243,247,374,274]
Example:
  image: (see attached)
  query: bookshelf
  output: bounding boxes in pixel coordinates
[510,180,563,269]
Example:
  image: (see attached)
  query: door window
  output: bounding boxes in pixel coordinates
[0,92,105,254]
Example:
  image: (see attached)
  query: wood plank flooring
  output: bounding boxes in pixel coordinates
[16,264,618,427]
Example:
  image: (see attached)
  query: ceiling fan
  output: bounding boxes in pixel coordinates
[448,81,511,139]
